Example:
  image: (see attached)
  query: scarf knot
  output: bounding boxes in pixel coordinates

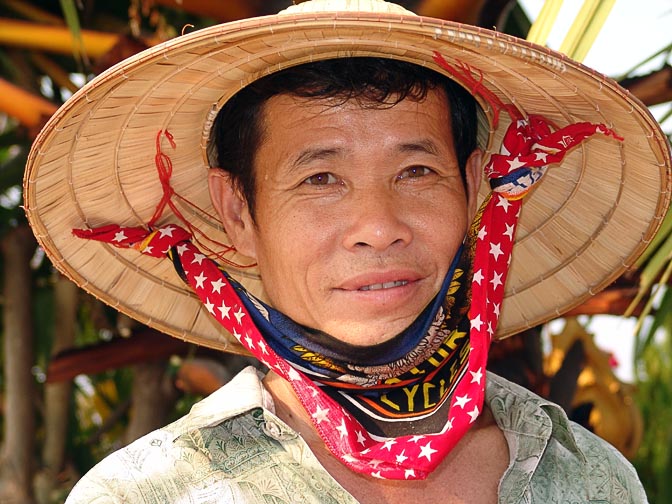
[485,116,623,201]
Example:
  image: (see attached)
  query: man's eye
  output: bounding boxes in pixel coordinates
[304,172,338,185]
[398,166,432,179]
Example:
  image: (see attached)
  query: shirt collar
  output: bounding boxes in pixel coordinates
[169,366,273,441]
[485,371,585,461]
[168,367,588,476]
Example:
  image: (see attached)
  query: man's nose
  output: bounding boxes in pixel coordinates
[341,188,413,251]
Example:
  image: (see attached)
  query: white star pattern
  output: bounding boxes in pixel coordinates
[396,450,408,464]
[234,307,245,324]
[507,156,526,170]
[468,406,480,423]
[356,430,367,446]
[478,226,488,240]
[287,367,301,381]
[473,269,484,285]
[312,405,330,424]
[336,419,349,439]
[496,195,512,212]
[211,278,226,293]
[419,442,438,461]
[454,394,471,409]
[204,298,215,314]
[493,302,501,317]
[489,242,504,261]
[470,368,483,384]
[470,314,483,331]
[409,435,425,443]
[217,302,231,319]
[191,253,206,265]
[194,272,206,289]
[382,439,396,451]
[158,226,175,238]
[405,469,416,479]
[503,223,515,240]
[176,243,189,255]
[490,271,503,289]
[113,231,126,242]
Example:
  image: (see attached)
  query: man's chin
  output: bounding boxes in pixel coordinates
[319,318,418,348]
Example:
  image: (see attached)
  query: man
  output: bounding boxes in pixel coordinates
[24,0,670,502]
[207,58,501,502]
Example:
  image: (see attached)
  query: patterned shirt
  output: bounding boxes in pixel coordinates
[66,367,647,503]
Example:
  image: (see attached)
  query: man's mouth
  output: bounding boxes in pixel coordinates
[358,280,409,291]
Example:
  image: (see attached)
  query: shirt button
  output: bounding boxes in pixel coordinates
[261,419,297,441]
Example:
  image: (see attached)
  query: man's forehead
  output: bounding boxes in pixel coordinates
[256,89,456,165]
[257,87,453,136]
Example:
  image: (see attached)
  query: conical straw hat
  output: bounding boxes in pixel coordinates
[24,0,672,353]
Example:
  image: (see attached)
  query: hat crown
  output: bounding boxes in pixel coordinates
[279,0,415,16]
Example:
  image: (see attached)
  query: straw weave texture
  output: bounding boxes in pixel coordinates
[24,2,672,353]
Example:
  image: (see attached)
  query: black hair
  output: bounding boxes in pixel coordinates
[209,57,478,218]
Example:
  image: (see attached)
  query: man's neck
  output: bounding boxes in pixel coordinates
[261,369,507,504]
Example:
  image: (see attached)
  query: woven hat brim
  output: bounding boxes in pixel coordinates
[24,9,672,353]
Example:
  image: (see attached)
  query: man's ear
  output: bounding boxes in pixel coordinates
[464,149,484,222]
[208,169,257,259]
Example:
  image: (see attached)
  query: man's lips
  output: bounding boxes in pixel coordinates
[336,271,424,292]
[358,280,409,291]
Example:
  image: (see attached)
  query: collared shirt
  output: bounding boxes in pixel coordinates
[66,367,647,503]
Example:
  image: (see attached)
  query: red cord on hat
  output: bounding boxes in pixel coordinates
[148,130,255,268]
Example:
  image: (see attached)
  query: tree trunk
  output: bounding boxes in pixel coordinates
[123,360,178,445]
[34,274,78,504]
[0,225,37,504]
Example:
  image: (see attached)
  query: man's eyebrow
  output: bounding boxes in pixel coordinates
[291,147,344,168]
[289,140,441,168]
[396,139,442,156]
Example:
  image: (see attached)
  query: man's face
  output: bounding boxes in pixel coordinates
[211,88,482,347]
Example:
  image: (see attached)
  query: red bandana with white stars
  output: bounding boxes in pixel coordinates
[73,112,620,480]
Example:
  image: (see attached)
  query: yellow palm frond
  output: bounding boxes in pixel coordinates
[559,0,616,62]
[527,0,563,46]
